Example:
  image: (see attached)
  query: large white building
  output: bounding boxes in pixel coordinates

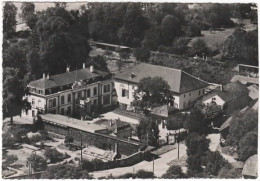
[22,64,113,119]
[114,63,209,110]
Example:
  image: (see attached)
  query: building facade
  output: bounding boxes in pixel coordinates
[114,63,209,110]
[22,64,114,119]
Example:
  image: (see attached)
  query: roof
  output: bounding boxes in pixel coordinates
[150,105,177,118]
[247,84,259,100]
[40,114,108,133]
[216,81,249,102]
[28,68,108,89]
[114,63,209,93]
[231,75,259,85]
[94,119,131,134]
[252,99,259,111]
[242,154,258,177]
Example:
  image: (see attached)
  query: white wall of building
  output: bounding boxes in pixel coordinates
[114,79,137,106]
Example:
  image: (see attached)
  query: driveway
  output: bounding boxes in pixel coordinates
[90,143,187,178]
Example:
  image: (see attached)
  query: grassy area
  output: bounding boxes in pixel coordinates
[188,28,235,51]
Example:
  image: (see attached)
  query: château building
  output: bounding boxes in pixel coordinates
[22,64,113,119]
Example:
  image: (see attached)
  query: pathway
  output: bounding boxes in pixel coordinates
[91,143,187,178]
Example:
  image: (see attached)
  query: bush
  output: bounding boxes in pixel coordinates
[4,154,18,165]
[135,169,154,178]
[2,132,16,148]
[44,148,65,163]
[162,165,185,178]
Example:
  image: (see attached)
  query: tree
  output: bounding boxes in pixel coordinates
[161,15,181,45]
[221,28,258,65]
[104,49,113,59]
[184,108,209,135]
[162,165,185,178]
[204,151,230,176]
[190,38,208,56]
[217,165,242,178]
[172,37,190,55]
[118,3,150,47]
[116,59,124,72]
[237,131,257,162]
[90,55,109,72]
[3,68,24,124]
[137,118,159,147]
[119,51,130,62]
[142,26,162,51]
[185,132,210,176]
[201,102,223,127]
[134,47,150,62]
[41,164,92,179]
[225,109,258,147]
[44,148,64,163]
[27,154,47,173]
[3,2,17,37]
[2,132,16,148]
[136,76,170,106]
[64,135,74,147]
[20,2,35,24]
[135,169,154,178]
[185,22,201,37]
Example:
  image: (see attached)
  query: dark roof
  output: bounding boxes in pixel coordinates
[28,68,108,89]
[114,63,209,94]
[150,105,177,118]
[216,81,249,102]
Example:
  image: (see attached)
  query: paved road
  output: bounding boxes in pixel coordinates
[91,143,187,178]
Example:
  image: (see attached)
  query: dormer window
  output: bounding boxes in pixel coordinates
[131,73,136,79]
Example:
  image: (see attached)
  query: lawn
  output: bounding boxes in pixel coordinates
[188,28,235,51]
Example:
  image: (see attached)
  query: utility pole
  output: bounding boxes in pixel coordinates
[80,131,83,170]
[152,156,154,174]
[178,121,180,160]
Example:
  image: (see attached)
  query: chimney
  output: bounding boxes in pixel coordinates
[131,73,135,79]
[220,85,223,91]
[90,65,94,73]
[83,63,86,69]
[43,73,46,79]
[47,73,50,79]
[66,66,70,72]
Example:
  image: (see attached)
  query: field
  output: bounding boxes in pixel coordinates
[188,18,257,51]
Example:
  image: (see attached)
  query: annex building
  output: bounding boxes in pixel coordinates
[22,64,113,119]
[114,63,209,110]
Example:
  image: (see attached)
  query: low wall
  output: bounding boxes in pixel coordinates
[116,151,143,167]
[44,122,141,156]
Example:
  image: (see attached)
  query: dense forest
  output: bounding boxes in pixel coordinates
[2,2,258,120]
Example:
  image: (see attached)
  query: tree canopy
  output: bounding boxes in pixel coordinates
[3,2,17,37]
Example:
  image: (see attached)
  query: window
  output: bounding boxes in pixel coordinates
[104,84,111,93]
[93,99,97,105]
[203,89,205,94]
[38,100,41,106]
[49,89,52,94]
[61,96,65,105]
[49,100,52,108]
[32,98,35,105]
[67,106,71,115]
[103,95,110,105]
[183,102,186,108]
[87,89,91,97]
[122,89,126,97]
[189,93,191,96]
[199,90,201,96]
[60,108,64,115]
[53,99,56,107]
[81,91,85,98]
[68,94,71,103]
[184,94,186,98]
[93,87,97,96]
[32,110,35,117]
[132,85,135,89]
